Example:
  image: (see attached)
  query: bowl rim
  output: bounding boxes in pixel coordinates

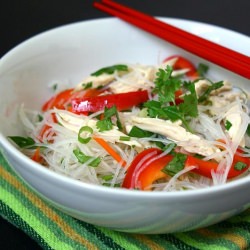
[1,17,250,200]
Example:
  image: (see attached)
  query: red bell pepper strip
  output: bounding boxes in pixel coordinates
[136,155,173,190]
[123,147,250,191]
[185,154,250,179]
[164,55,199,78]
[31,147,43,163]
[38,113,57,143]
[185,155,218,178]
[71,90,149,113]
[122,147,165,189]
[42,88,74,111]
[42,88,102,111]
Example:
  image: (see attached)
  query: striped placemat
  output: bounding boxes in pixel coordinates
[1,151,250,250]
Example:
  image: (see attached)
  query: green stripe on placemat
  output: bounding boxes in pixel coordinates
[0,201,53,250]
[1,151,250,250]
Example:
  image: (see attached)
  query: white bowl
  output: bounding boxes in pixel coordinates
[0,17,250,234]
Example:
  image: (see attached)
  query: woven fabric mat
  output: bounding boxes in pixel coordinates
[1,151,250,250]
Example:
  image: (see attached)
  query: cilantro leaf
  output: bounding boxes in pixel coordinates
[96,116,113,132]
[225,120,232,131]
[91,64,128,76]
[144,100,169,120]
[128,126,154,138]
[154,65,181,104]
[197,63,209,77]
[96,106,122,132]
[162,153,187,176]
[178,82,198,118]
[234,161,247,171]
[162,106,192,131]
[144,66,199,132]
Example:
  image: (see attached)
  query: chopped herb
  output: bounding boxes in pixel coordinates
[194,154,205,159]
[197,63,209,77]
[246,124,250,136]
[119,136,131,141]
[159,105,193,132]
[96,85,104,90]
[102,183,121,187]
[82,82,92,90]
[96,106,122,132]
[96,117,113,132]
[91,64,128,76]
[8,136,36,148]
[153,65,181,104]
[73,148,101,167]
[128,126,154,138]
[162,153,187,176]
[144,66,198,132]
[37,114,43,122]
[179,82,198,118]
[144,100,168,119]
[52,84,58,91]
[198,81,224,103]
[78,126,93,144]
[234,161,247,171]
[102,174,113,181]
[225,120,232,131]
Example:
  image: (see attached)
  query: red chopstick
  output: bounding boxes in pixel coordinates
[94,0,250,79]
[99,0,250,65]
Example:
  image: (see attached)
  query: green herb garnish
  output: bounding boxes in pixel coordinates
[82,82,92,90]
[179,82,198,118]
[225,120,232,131]
[102,174,114,181]
[198,81,224,103]
[144,66,198,132]
[96,106,122,132]
[234,161,247,171]
[153,65,181,104]
[162,153,187,176]
[246,124,250,136]
[73,148,101,167]
[8,136,36,148]
[78,126,93,144]
[91,64,128,76]
[197,63,209,77]
[52,83,58,91]
[119,136,131,141]
[37,114,43,122]
[128,126,154,138]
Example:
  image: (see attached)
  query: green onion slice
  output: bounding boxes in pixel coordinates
[78,126,93,144]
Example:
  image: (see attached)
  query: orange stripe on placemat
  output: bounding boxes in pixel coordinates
[133,234,165,250]
[0,166,98,250]
[198,228,247,249]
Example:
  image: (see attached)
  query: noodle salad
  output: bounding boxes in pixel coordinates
[9,55,250,191]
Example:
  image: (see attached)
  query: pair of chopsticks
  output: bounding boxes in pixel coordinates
[94,0,250,79]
